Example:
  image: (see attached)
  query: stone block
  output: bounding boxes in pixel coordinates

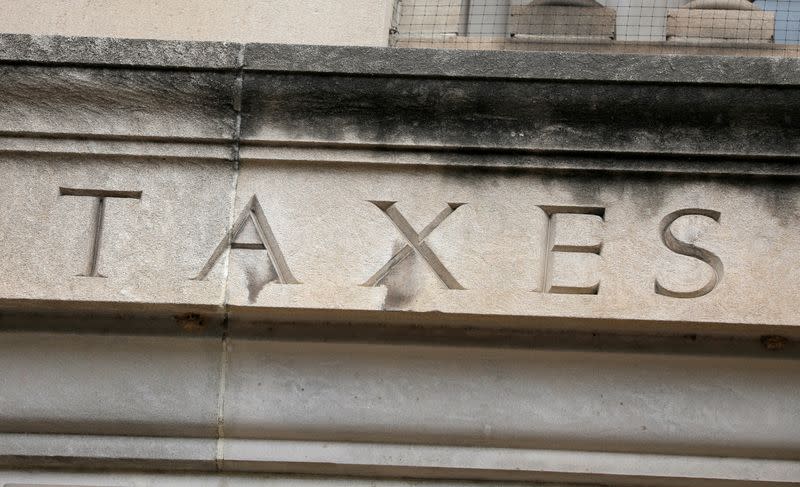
[0,156,235,310]
[0,66,237,142]
[395,0,467,35]
[508,2,616,39]
[222,339,800,458]
[239,71,800,159]
[667,8,775,42]
[219,162,799,331]
[0,333,221,437]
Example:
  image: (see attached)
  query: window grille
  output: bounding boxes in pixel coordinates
[390,0,800,56]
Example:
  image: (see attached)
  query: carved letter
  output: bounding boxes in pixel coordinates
[538,205,605,295]
[59,187,142,277]
[194,195,299,283]
[655,208,723,299]
[363,201,465,290]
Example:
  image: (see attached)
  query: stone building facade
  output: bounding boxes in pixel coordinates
[0,1,799,486]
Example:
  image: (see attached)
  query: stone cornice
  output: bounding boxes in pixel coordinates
[1,34,799,174]
[4,33,800,86]
[1,34,798,337]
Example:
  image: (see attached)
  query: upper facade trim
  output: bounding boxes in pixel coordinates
[3,33,800,86]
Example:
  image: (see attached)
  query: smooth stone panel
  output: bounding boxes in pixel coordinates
[223,339,800,459]
[0,155,234,309]
[0,333,221,437]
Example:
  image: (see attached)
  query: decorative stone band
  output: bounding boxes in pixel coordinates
[1,155,798,336]
[0,34,799,336]
[0,335,799,484]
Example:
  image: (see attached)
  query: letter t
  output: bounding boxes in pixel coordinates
[59,187,142,277]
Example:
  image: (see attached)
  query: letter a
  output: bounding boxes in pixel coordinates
[193,195,299,283]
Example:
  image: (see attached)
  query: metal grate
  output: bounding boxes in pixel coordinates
[390,0,800,56]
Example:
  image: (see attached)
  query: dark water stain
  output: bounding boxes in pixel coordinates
[382,240,420,310]
[245,260,277,304]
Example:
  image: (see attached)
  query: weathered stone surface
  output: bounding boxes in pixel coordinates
[3,456,800,486]
[239,72,800,159]
[0,33,242,69]
[0,470,588,487]
[0,434,218,472]
[241,42,800,85]
[0,34,797,331]
[0,155,234,309]
[394,0,466,35]
[218,163,800,331]
[1,34,800,486]
[0,0,393,47]
[0,65,237,142]
[221,440,800,484]
[667,7,775,42]
[223,339,800,459]
[0,333,221,437]
[508,2,616,40]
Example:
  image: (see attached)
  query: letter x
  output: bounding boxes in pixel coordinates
[362,201,465,290]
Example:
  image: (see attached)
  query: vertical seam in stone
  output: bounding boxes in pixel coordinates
[215,334,231,470]
[217,44,245,307]
[216,43,245,472]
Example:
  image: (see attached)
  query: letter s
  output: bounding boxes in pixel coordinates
[655,208,723,299]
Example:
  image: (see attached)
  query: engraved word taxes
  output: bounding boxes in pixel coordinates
[62,187,724,299]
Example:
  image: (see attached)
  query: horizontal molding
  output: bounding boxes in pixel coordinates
[2,433,799,485]
[239,73,800,162]
[0,470,567,487]
[223,438,800,486]
[240,142,800,177]
[2,34,799,166]
[5,34,800,87]
[243,44,800,87]
[2,334,797,461]
[0,135,234,161]
[0,33,241,70]
[0,433,217,471]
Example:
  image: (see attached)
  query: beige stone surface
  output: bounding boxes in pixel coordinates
[0,333,221,437]
[1,156,797,330]
[223,339,800,457]
[508,3,616,39]
[667,8,775,42]
[0,470,604,487]
[222,162,799,330]
[0,0,394,47]
[395,0,467,35]
[0,155,234,308]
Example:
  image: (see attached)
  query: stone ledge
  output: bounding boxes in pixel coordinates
[2,33,800,164]
[2,433,799,485]
[243,43,800,86]
[2,33,800,85]
[0,33,241,70]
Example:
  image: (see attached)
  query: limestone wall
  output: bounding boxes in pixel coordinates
[0,0,394,46]
[1,34,799,486]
